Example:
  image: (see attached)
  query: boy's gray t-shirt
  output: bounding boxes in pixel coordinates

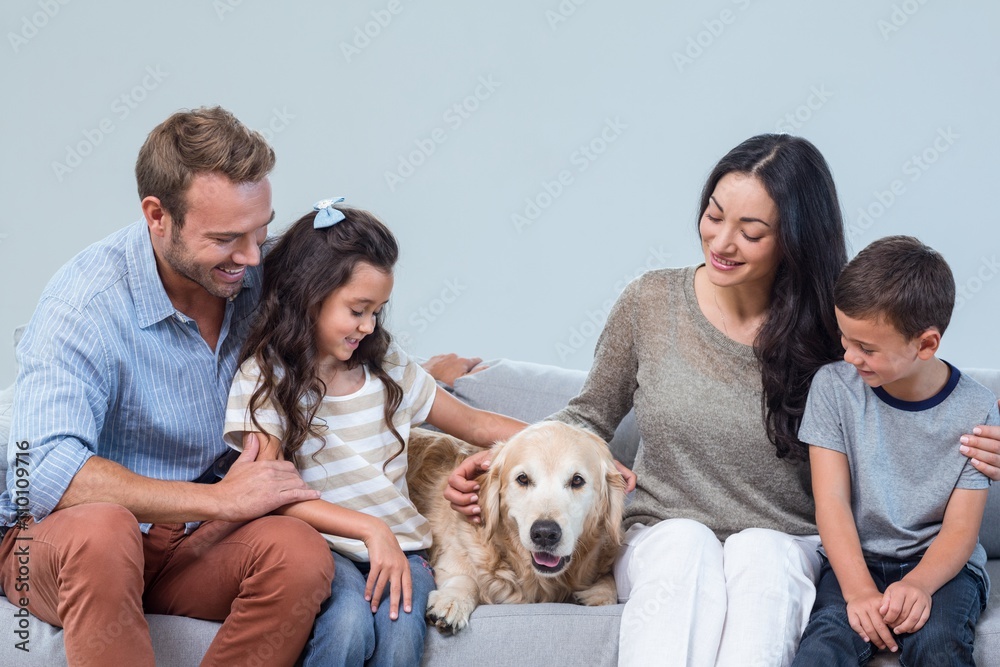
[800,361,1000,587]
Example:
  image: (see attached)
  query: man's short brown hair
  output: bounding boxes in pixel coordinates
[135,106,275,228]
[835,235,956,338]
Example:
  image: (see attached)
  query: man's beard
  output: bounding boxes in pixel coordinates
[161,233,244,300]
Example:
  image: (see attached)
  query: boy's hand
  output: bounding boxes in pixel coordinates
[846,591,898,652]
[880,580,932,634]
[363,521,413,620]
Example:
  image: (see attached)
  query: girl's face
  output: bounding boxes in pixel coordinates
[314,262,394,370]
[699,172,781,292]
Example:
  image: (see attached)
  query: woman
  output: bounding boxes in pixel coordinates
[961,419,1000,478]
[447,134,847,666]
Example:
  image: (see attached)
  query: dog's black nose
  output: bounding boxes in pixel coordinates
[530,520,562,548]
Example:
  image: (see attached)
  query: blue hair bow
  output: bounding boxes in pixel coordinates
[313,197,346,228]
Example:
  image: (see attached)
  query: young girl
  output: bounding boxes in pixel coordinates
[222,198,524,667]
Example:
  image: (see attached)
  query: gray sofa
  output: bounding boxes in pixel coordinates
[0,358,998,666]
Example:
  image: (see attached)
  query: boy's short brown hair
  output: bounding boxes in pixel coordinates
[835,235,955,338]
[135,106,275,229]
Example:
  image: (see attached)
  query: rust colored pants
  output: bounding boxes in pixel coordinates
[0,503,334,667]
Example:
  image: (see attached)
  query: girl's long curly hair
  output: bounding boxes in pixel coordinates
[697,134,847,461]
[239,206,405,463]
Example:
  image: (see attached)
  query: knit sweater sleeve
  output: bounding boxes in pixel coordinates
[548,276,641,442]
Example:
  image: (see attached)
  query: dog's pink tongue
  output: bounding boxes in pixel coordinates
[533,552,561,568]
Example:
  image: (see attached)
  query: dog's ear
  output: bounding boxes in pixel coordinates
[599,454,628,547]
[480,440,508,542]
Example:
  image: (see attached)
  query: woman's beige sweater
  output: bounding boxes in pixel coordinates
[551,266,815,540]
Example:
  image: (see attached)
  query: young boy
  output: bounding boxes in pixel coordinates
[792,236,1000,667]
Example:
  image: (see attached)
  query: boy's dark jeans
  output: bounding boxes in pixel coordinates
[793,557,987,667]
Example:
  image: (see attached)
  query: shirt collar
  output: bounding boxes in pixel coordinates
[125,220,176,329]
[871,361,961,412]
[124,219,261,329]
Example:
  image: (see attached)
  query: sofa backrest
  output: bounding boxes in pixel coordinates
[450,359,639,468]
[1,360,997,555]
[457,361,1000,558]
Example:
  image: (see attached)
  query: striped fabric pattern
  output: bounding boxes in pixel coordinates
[0,220,262,533]
[223,344,437,561]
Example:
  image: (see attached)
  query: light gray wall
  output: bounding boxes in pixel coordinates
[2,1,998,386]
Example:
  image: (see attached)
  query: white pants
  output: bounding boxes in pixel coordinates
[615,519,821,667]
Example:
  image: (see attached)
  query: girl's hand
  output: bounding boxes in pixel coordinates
[846,590,897,652]
[880,580,932,634]
[363,521,412,620]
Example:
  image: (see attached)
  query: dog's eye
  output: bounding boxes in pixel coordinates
[571,474,586,489]
[516,473,530,486]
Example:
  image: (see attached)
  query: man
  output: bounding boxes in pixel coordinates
[0,107,334,665]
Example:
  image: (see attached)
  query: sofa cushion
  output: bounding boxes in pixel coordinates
[4,585,1000,667]
[0,595,221,667]
[450,359,640,469]
[422,602,622,666]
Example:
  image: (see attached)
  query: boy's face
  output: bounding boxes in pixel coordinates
[835,308,929,391]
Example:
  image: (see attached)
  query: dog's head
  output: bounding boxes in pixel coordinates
[480,422,627,577]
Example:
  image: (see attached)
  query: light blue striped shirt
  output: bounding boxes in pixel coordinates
[1,220,262,533]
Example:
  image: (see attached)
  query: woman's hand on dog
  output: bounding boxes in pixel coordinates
[363,519,413,619]
[614,459,637,493]
[445,450,492,523]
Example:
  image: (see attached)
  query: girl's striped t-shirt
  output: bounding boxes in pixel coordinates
[223,344,437,561]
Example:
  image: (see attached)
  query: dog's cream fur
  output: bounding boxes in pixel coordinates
[406,421,627,634]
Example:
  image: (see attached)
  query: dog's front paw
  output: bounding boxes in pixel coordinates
[426,589,477,634]
[573,574,617,606]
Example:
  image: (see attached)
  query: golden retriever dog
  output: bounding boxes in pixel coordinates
[406,421,627,634]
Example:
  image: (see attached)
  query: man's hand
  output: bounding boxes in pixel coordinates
[880,580,932,634]
[422,353,486,387]
[444,450,491,523]
[846,590,897,652]
[614,459,637,493]
[213,433,320,522]
[960,402,1000,480]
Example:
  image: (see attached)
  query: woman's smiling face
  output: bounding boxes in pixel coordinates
[699,172,781,292]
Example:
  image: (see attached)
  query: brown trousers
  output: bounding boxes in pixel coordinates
[0,503,334,667]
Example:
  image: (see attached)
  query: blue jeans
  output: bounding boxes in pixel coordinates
[793,557,987,667]
[301,550,436,667]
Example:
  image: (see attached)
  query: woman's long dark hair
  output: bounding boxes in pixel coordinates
[239,206,406,464]
[698,134,847,460]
